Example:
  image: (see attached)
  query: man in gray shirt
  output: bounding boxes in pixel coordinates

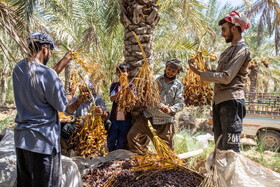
[127,59,184,154]
[60,81,109,145]
[188,11,251,153]
[13,32,79,187]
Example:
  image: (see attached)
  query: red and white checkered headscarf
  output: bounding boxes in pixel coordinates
[224,10,250,32]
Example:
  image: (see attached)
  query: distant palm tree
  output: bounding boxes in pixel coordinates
[244,20,280,94]
[0,33,22,104]
[0,1,32,104]
[6,0,124,95]
[245,0,280,55]
[153,0,216,63]
[0,1,30,57]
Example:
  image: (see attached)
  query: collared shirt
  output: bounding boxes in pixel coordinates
[144,75,184,125]
[71,92,107,117]
[200,39,251,105]
[13,59,68,155]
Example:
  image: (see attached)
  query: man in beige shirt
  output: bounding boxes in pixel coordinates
[188,11,251,152]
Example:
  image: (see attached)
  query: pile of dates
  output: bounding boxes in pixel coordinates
[83,159,203,187]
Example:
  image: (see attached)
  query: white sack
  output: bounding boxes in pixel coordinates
[206,150,280,187]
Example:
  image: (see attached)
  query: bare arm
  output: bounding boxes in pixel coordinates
[52,50,73,74]
[110,92,120,102]
[66,93,89,114]
[94,106,109,121]
[188,58,202,75]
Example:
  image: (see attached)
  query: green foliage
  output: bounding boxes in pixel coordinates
[0,116,15,131]
[6,78,14,104]
[243,150,280,173]
[1,0,279,107]
[174,130,280,173]
[171,129,213,172]
[174,129,212,154]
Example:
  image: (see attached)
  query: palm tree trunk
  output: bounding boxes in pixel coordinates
[248,65,259,101]
[120,0,160,77]
[263,80,268,93]
[0,70,8,105]
[273,80,278,92]
[64,63,73,93]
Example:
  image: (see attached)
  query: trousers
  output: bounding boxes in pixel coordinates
[16,148,61,187]
[127,114,175,154]
[213,99,246,153]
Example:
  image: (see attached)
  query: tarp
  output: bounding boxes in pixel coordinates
[205,150,280,187]
[0,128,82,187]
[71,149,135,176]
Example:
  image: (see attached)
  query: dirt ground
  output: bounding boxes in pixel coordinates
[0,107,16,120]
[0,107,279,174]
[0,107,16,131]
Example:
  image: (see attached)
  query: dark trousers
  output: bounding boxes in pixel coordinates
[107,120,131,152]
[213,99,246,153]
[16,148,61,187]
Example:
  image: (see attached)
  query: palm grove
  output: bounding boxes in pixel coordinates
[0,0,279,106]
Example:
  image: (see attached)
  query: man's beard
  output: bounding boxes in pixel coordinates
[43,53,50,65]
[225,30,234,43]
[164,70,176,80]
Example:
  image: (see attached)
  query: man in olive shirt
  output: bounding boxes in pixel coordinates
[188,11,251,152]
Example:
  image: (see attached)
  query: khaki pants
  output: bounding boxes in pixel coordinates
[127,114,175,154]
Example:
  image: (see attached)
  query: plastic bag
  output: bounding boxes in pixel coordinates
[0,128,83,187]
[205,150,280,187]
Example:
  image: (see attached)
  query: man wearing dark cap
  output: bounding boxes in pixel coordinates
[12,32,79,186]
[127,59,184,154]
[188,11,251,153]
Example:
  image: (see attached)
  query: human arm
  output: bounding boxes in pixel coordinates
[159,82,184,115]
[199,47,250,84]
[188,58,202,76]
[168,83,184,114]
[95,95,109,121]
[66,93,89,114]
[159,105,174,114]
[94,106,109,121]
[110,92,120,102]
[52,50,73,74]
[109,83,120,102]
